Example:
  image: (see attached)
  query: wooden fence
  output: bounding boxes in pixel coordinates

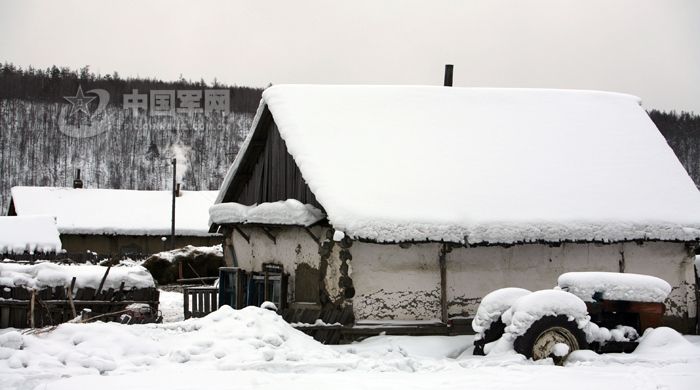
[183,286,218,319]
[0,285,160,328]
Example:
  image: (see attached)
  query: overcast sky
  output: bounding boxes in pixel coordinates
[0,0,698,112]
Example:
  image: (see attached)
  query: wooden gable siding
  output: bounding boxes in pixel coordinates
[222,107,322,210]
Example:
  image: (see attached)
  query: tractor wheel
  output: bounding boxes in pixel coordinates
[513,315,588,364]
[473,319,506,355]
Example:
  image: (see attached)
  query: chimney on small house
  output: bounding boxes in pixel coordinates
[73,169,83,189]
[444,64,453,87]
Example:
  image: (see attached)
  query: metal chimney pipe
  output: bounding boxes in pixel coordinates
[73,169,83,189]
[444,64,454,87]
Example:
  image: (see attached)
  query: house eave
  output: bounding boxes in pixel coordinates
[214,221,700,248]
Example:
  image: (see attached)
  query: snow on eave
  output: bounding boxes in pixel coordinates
[209,200,325,227]
[352,236,700,247]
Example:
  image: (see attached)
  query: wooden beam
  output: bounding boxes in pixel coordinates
[304,226,321,245]
[176,276,219,283]
[29,290,35,328]
[261,227,276,244]
[233,225,250,243]
[619,248,626,273]
[67,280,77,318]
[96,264,112,295]
[439,244,448,324]
[0,299,159,306]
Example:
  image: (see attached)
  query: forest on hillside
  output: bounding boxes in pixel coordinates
[0,62,262,212]
[1,62,700,214]
[648,110,700,185]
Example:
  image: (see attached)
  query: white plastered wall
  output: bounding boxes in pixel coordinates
[229,228,697,329]
[229,225,330,303]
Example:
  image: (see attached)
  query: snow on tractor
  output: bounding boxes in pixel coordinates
[472,272,671,364]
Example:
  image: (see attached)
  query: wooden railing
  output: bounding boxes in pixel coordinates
[183,287,218,319]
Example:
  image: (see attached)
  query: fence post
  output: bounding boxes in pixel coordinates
[183,288,190,319]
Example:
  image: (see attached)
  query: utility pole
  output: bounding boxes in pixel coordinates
[171,158,176,250]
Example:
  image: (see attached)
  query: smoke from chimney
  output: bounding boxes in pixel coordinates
[169,142,191,185]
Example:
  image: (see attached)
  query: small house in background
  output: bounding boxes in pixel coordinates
[0,215,62,258]
[210,85,700,336]
[8,187,220,258]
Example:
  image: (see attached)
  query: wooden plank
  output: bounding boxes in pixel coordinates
[29,290,35,328]
[67,284,77,318]
[176,276,218,283]
[439,244,448,323]
[0,306,9,328]
[82,287,96,300]
[197,291,204,317]
[0,299,159,306]
[204,290,211,313]
[183,289,190,319]
[54,286,66,300]
[96,265,112,295]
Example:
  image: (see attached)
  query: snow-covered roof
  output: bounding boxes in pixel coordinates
[209,200,325,226]
[10,187,218,236]
[217,85,700,244]
[0,216,62,254]
[0,262,154,290]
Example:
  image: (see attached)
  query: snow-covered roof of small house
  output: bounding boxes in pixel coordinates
[10,187,218,236]
[0,216,62,254]
[0,262,154,290]
[216,85,700,244]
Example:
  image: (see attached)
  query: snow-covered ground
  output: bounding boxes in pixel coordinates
[1,306,699,390]
[158,289,185,323]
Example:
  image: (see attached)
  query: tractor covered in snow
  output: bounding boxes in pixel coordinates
[472,272,671,363]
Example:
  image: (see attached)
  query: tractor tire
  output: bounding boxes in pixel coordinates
[473,318,506,355]
[513,315,588,364]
